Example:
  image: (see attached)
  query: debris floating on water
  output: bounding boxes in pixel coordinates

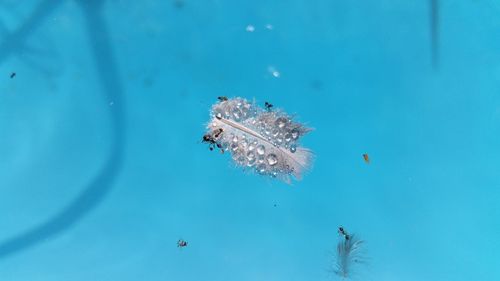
[362,154,370,164]
[177,239,188,248]
[334,226,365,279]
[267,66,280,78]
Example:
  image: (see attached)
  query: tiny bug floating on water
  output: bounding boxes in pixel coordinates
[338,226,350,240]
[202,128,224,153]
[177,239,188,248]
[362,154,370,164]
[264,101,273,111]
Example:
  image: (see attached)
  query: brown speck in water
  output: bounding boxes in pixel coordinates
[362,154,370,164]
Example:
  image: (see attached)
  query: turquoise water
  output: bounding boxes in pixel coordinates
[1,1,499,280]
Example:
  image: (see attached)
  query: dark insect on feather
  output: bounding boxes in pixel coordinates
[264,101,273,111]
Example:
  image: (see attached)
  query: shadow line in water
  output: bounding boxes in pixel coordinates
[0,0,65,64]
[0,0,126,259]
[430,0,439,70]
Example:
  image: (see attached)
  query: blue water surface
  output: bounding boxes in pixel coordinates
[0,1,499,280]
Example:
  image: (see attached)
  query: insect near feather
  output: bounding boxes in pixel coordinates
[204,97,314,183]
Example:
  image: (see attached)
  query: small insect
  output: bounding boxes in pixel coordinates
[217,96,228,102]
[362,154,370,164]
[264,101,273,111]
[202,134,216,151]
[338,226,350,240]
[213,128,223,138]
[202,128,224,152]
[201,134,217,151]
[177,239,188,248]
[10,72,16,78]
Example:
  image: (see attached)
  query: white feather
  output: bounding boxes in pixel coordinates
[204,97,313,183]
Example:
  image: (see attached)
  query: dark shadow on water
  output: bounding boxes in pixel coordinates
[0,0,126,259]
[430,0,439,70]
[0,0,64,64]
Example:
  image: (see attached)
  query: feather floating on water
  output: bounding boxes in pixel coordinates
[334,229,365,279]
[204,97,313,183]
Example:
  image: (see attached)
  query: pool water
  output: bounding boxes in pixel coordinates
[0,1,499,280]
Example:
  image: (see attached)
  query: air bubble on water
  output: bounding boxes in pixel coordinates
[247,151,255,160]
[232,151,240,160]
[246,25,255,32]
[289,144,297,153]
[239,140,248,148]
[256,163,267,174]
[237,155,247,165]
[256,145,265,155]
[266,154,278,166]
[257,154,265,164]
[272,128,280,137]
[291,128,299,140]
[220,142,228,151]
[232,108,241,121]
[275,117,288,129]
[248,142,256,151]
[268,66,280,78]
[232,136,239,143]
[240,107,248,117]
[247,157,256,167]
[231,143,239,152]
